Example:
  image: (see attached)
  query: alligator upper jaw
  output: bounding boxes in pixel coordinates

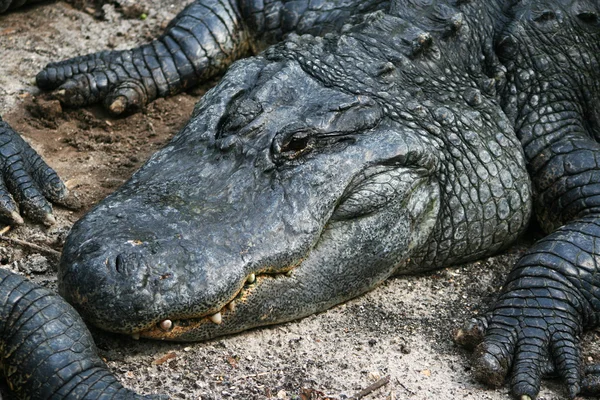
[58,129,440,341]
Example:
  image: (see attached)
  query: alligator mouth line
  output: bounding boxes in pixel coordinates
[134,265,298,340]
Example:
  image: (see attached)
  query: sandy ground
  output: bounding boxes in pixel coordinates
[0,2,595,399]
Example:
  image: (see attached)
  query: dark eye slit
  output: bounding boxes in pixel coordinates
[578,12,598,24]
[282,134,311,152]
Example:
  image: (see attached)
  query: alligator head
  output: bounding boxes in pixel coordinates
[59,14,454,341]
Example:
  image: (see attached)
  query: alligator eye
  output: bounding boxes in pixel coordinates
[274,130,315,161]
[282,134,310,152]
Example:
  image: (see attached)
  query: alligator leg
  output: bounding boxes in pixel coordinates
[0,117,72,225]
[0,268,167,399]
[36,0,388,115]
[456,109,600,399]
[451,4,600,398]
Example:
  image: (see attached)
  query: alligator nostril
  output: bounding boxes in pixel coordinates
[113,252,148,278]
[115,254,125,274]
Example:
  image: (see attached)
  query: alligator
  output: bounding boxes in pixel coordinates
[2,0,600,399]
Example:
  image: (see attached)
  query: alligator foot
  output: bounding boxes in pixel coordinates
[36,50,157,116]
[36,0,252,116]
[0,268,167,399]
[0,118,76,225]
[456,294,583,400]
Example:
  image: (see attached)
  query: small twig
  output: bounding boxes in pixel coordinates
[0,225,10,235]
[349,375,390,400]
[0,235,61,257]
[397,381,415,396]
[396,378,416,396]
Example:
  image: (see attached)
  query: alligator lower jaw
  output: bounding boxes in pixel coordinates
[134,268,295,341]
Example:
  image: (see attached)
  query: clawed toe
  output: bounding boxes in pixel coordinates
[473,341,511,388]
[581,364,600,395]
[459,287,585,400]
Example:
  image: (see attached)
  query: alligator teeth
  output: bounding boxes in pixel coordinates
[227,301,236,311]
[131,333,140,340]
[209,312,222,324]
[246,273,256,284]
[159,319,173,331]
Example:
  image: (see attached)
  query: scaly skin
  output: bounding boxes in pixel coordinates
[0,1,387,221]
[0,0,80,225]
[0,268,167,399]
[3,0,600,399]
[455,1,600,398]
[50,1,542,399]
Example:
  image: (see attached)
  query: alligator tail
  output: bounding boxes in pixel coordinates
[0,268,167,399]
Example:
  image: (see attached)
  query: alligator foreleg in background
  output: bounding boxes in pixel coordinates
[36,0,389,115]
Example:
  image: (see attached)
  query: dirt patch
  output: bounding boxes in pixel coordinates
[12,92,199,213]
[0,2,593,400]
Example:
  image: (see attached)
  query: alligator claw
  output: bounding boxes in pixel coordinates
[104,79,149,116]
[0,119,70,225]
[454,315,488,350]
